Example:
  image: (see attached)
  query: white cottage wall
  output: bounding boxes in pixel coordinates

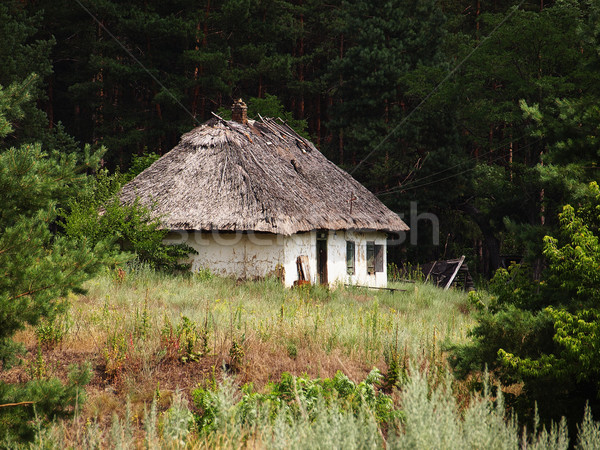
[326,231,388,288]
[282,231,317,287]
[164,229,387,288]
[164,231,285,279]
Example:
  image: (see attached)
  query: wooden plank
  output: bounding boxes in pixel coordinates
[424,261,437,283]
[296,256,305,280]
[345,284,407,293]
[296,255,310,282]
[444,255,465,290]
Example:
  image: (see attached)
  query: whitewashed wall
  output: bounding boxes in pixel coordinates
[322,230,388,288]
[164,229,388,288]
[164,231,285,280]
[282,231,317,286]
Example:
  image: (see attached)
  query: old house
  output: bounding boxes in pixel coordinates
[120,100,409,287]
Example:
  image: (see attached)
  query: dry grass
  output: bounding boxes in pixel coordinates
[2,264,475,446]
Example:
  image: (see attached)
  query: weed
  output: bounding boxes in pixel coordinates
[389,261,423,282]
[195,267,213,282]
[577,404,600,449]
[103,331,129,380]
[114,267,126,284]
[161,390,194,448]
[27,343,48,380]
[287,341,298,359]
[36,307,72,350]
[383,328,408,391]
[144,396,159,449]
[177,316,202,363]
[108,400,134,450]
[160,314,209,363]
[133,290,151,340]
[228,337,245,372]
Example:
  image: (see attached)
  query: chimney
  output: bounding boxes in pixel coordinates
[231,98,248,125]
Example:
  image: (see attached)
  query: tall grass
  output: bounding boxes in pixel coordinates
[79,264,475,379]
[31,368,600,449]
[21,265,600,448]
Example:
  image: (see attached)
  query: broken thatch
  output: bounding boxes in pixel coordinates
[120,115,409,236]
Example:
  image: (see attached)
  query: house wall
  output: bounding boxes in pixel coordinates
[325,230,388,288]
[164,231,285,279]
[164,229,388,288]
[282,231,317,286]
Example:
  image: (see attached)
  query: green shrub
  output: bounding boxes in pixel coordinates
[192,369,401,437]
[449,182,600,429]
[0,363,91,444]
[61,168,194,272]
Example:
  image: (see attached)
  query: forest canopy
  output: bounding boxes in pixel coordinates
[2,0,600,273]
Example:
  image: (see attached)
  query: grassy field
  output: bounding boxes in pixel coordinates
[4,264,599,448]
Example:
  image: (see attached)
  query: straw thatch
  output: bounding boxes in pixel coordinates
[120,115,409,236]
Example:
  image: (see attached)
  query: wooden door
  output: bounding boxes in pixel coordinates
[316,232,328,285]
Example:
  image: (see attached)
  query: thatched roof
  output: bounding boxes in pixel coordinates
[120,115,409,235]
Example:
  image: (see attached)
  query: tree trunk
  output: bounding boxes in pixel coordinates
[462,203,501,277]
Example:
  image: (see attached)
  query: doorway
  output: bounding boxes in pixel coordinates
[316,231,328,285]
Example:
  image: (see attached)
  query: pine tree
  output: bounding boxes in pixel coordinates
[450,182,600,432]
[0,75,109,444]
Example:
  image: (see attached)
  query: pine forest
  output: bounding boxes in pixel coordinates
[1,0,600,447]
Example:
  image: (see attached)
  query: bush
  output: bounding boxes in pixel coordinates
[61,168,194,272]
[0,363,91,444]
[449,182,600,430]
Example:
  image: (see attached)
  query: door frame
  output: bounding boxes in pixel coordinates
[316,231,328,285]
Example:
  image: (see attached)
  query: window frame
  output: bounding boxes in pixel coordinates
[367,241,375,274]
[367,241,384,274]
[346,240,355,275]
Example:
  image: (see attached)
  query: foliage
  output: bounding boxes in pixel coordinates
[124,151,161,181]
[0,1,57,149]
[193,369,400,436]
[8,268,600,448]
[217,93,309,137]
[160,314,210,363]
[5,0,599,275]
[0,24,112,441]
[450,182,600,428]
[161,390,194,447]
[578,404,600,450]
[187,365,600,449]
[0,82,110,369]
[0,363,91,444]
[61,168,194,272]
[36,305,73,350]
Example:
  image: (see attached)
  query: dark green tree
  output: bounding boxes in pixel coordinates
[326,0,446,170]
[0,76,106,443]
[392,0,596,273]
[450,182,600,430]
[0,0,78,153]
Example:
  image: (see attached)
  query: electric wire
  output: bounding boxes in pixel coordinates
[74,0,201,126]
[349,0,527,176]
[377,137,542,197]
[374,131,534,196]
[74,0,533,196]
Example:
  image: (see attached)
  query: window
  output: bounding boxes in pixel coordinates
[346,241,355,275]
[367,241,384,274]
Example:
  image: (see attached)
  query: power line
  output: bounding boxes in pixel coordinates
[377,138,542,197]
[74,0,200,126]
[349,0,527,176]
[375,132,534,196]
